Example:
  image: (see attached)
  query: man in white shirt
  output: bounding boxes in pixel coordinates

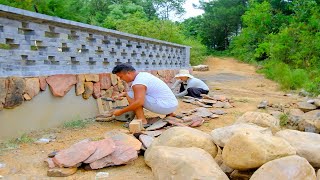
[172,69,209,98]
[111,64,178,125]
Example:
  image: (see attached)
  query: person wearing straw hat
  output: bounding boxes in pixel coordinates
[171,69,209,98]
[111,63,178,126]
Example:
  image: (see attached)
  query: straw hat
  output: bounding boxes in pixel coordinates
[174,69,194,78]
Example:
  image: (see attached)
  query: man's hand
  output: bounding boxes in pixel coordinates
[113,109,123,116]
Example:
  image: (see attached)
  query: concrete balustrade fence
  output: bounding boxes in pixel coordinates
[0,5,190,77]
[0,5,191,139]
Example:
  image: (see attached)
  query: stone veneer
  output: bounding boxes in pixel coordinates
[0,5,190,138]
[0,70,178,139]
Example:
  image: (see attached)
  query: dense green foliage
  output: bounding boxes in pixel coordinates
[230,0,320,95]
[0,0,206,65]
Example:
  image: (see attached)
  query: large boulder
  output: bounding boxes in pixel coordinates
[145,127,218,158]
[222,131,296,170]
[250,155,316,180]
[235,111,280,132]
[145,146,228,180]
[275,129,320,167]
[211,123,272,147]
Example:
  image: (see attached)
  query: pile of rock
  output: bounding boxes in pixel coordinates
[258,97,320,133]
[45,130,140,177]
[182,94,233,108]
[0,69,178,110]
[144,111,320,179]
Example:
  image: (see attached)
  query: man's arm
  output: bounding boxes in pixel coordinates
[171,80,182,90]
[113,84,146,116]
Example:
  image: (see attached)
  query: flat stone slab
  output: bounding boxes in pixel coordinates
[297,102,317,112]
[53,139,96,167]
[196,101,212,108]
[164,117,187,127]
[146,120,168,131]
[211,109,226,115]
[212,102,225,108]
[104,130,142,151]
[89,140,138,169]
[189,115,205,127]
[182,99,196,103]
[144,130,163,137]
[83,138,116,163]
[47,167,77,177]
[139,134,154,148]
[198,99,217,105]
[194,107,213,117]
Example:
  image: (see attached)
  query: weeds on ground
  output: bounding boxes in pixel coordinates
[279,113,289,127]
[0,134,34,154]
[63,116,94,129]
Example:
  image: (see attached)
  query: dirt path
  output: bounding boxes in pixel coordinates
[0,57,300,179]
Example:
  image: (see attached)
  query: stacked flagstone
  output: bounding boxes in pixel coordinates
[0,69,178,111]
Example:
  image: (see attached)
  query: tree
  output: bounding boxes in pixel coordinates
[199,0,247,50]
[152,0,186,20]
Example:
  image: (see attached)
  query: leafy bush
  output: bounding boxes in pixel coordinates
[257,59,320,95]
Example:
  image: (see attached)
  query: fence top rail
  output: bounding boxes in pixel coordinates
[0,4,190,49]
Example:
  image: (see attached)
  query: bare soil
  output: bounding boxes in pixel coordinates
[0,57,301,179]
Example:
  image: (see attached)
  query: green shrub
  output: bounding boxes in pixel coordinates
[279,113,289,127]
[258,60,310,90]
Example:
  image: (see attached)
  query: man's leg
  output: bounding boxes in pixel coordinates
[179,82,186,92]
[187,88,208,98]
[126,93,148,124]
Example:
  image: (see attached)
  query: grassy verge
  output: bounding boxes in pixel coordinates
[0,134,34,154]
[257,60,320,96]
[63,116,94,129]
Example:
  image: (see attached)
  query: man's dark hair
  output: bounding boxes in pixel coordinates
[112,63,136,74]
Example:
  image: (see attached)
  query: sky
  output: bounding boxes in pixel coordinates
[171,0,206,22]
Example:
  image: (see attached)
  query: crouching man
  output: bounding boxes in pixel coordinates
[111,63,178,125]
[172,69,209,98]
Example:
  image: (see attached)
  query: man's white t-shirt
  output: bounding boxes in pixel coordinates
[131,72,178,110]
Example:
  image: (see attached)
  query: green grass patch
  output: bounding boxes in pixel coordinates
[0,134,34,154]
[0,43,10,49]
[279,113,289,127]
[63,116,93,129]
[16,133,34,143]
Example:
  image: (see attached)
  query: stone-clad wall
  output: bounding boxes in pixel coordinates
[0,70,178,111]
[0,5,190,77]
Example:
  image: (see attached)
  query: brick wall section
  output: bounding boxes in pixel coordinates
[0,5,190,77]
